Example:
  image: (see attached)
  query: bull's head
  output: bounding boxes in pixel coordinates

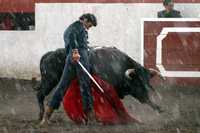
[124,67,164,113]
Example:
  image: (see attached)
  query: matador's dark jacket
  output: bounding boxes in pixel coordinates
[64,20,89,55]
[49,20,93,112]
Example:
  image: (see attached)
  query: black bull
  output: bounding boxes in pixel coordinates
[36,47,163,120]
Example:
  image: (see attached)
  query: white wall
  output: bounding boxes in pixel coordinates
[0,3,200,79]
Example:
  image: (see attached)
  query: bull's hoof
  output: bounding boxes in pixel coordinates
[39,105,53,127]
[39,118,51,127]
[38,113,44,121]
[33,86,40,91]
[156,106,164,113]
[158,108,165,113]
[135,120,144,125]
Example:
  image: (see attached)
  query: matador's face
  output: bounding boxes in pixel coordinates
[83,19,94,30]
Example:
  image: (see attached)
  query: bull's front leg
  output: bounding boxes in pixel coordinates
[36,90,45,120]
[146,99,163,113]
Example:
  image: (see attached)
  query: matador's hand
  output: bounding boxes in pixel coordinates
[72,49,80,63]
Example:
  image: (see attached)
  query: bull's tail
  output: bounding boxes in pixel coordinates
[31,77,41,91]
[33,81,41,91]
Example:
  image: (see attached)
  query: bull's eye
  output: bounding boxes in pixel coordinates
[129,73,135,79]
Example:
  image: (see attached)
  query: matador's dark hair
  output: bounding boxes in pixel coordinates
[79,13,97,26]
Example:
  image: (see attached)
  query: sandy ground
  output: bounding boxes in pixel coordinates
[0,78,200,133]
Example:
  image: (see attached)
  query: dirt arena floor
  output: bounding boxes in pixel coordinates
[0,78,200,133]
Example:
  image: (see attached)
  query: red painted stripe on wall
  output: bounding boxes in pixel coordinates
[0,0,200,12]
[37,0,200,3]
[0,0,35,13]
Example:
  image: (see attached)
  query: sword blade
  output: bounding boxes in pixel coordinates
[78,61,104,93]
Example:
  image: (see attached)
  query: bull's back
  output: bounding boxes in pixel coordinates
[40,47,141,89]
[40,49,65,81]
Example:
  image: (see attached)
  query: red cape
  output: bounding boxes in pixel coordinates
[63,75,139,125]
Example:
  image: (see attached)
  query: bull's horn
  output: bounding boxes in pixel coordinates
[149,68,166,80]
[125,69,135,79]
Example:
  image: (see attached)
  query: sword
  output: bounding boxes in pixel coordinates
[78,61,104,93]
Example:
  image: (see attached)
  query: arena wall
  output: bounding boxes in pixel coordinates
[0,2,199,82]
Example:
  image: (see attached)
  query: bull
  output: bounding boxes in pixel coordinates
[36,46,164,120]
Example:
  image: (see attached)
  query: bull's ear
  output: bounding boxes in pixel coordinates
[125,69,135,79]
